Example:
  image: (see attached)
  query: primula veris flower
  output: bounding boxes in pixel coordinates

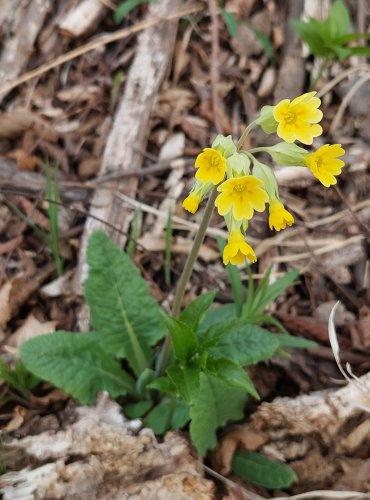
[304,144,345,187]
[215,176,268,221]
[269,199,294,231]
[195,148,227,184]
[223,229,256,265]
[182,192,202,214]
[273,92,323,145]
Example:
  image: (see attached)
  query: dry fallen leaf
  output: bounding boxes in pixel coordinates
[7,314,57,349]
[3,406,29,433]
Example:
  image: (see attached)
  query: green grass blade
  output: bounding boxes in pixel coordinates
[164,208,173,287]
[126,208,142,258]
[243,265,255,318]
[45,159,63,276]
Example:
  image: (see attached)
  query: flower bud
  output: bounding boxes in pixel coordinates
[211,134,237,158]
[252,159,279,201]
[227,152,251,177]
[256,105,278,134]
[268,142,307,166]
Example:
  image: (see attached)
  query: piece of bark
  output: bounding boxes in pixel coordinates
[0,394,215,499]
[0,0,51,102]
[0,159,88,203]
[75,0,181,301]
[58,0,107,38]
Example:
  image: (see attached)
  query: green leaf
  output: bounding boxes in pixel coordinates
[190,373,246,455]
[339,46,370,58]
[20,332,135,405]
[114,0,144,23]
[291,19,333,57]
[275,334,317,349]
[200,304,238,335]
[144,396,190,435]
[207,358,259,399]
[248,268,299,317]
[327,0,351,40]
[232,451,297,489]
[85,230,165,375]
[167,363,200,403]
[124,400,152,418]
[209,320,279,366]
[244,20,275,65]
[222,9,238,38]
[335,32,370,43]
[163,315,198,362]
[179,290,217,333]
[148,376,175,394]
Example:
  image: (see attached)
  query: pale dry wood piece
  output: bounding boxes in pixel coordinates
[0,394,215,499]
[273,0,305,102]
[75,0,181,300]
[0,0,51,102]
[303,0,330,22]
[58,0,107,37]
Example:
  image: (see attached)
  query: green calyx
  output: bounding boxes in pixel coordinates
[256,106,278,134]
[212,134,237,158]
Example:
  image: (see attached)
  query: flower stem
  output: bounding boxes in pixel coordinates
[156,187,218,375]
[248,147,270,154]
[236,121,258,151]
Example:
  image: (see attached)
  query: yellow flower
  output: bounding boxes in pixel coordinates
[273,92,323,145]
[269,200,294,231]
[195,148,227,185]
[223,230,257,265]
[215,176,268,221]
[304,144,345,187]
[182,192,202,214]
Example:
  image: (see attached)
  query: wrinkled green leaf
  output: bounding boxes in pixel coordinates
[144,396,190,435]
[20,332,135,405]
[190,373,246,455]
[206,358,259,399]
[148,376,175,394]
[179,290,217,333]
[85,230,165,375]
[232,451,297,489]
[124,400,152,418]
[163,315,198,362]
[167,363,200,404]
[208,320,279,366]
[200,304,238,334]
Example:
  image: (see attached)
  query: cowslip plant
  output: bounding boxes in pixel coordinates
[19,90,344,490]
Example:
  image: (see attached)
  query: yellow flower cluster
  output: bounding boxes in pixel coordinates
[182,92,345,266]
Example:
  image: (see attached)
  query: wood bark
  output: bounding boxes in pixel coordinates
[0,0,51,102]
[58,0,107,38]
[75,0,181,302]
